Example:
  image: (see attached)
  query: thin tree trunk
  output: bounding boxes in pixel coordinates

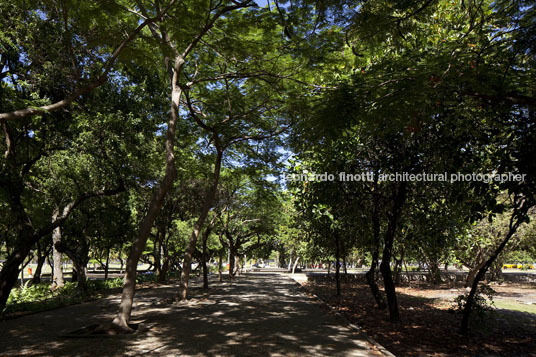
[202,227,211,289]
[335,232,341,297]
[366,170,386,309]
[342,243,348,276]
[51,209,64,289]
[105,247,110,280]
[380,182,406,322]
[366,248,386,309]
[218,250,223,282]
[31,243,47,284]
[178,149,223,300]
[461,212,524,335]
[292,256,300,274]
[111,62,182,332]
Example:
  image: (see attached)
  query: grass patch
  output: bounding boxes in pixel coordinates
[494,299,536,315]
[3,277,125,315]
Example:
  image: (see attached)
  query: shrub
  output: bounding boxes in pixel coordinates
[450,283,496,329]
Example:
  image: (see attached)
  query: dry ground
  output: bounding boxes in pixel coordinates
[302,278,536,357]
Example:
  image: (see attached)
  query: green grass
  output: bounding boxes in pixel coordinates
[3,277,125,315]
[494,299,536,315]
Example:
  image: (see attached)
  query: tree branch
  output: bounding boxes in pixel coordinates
[0,0,178,121]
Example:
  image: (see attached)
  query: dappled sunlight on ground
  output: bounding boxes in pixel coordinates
[0,274,385,356]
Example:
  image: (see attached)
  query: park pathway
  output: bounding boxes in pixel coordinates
[0,273,388,356]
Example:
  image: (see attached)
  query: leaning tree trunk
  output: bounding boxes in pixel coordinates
[178,149,222,300]
[460,213,523,335]
[465,258,486,288]
[111,63,182,332]
[292,256,300,274]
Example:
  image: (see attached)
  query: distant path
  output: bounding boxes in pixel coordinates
[0,273,388,356]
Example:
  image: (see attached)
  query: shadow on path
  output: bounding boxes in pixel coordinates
[0,273,385,356]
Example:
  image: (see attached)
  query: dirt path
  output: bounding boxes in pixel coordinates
[0,273,387,356]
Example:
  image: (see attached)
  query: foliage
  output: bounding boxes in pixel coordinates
[451,284,496,327]
[4,278,124,314]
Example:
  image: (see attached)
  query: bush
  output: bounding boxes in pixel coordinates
[3,277,124,314]
[136,271,157,283]
[450,284,496,329]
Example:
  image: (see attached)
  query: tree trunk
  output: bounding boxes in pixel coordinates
[218,250,223,282]
[0,225,36,310]
[178,149,223,300]
[380,182,406,322]
[366,171,386,309]
[111,63,182,332]
[228,248,236,280]
[73,260,88,292]
[154,232,161,274]
[288,253,292,271]
[202,227,210,289]
[159,236,170,283]
[342,252,348,276]
[31,243,47,285]
[428,259,442,285]
[465,259,486,288]
[335,231,341,297]
[461,213,523,335]
[366,248,386,309]
[51,210,64,289]
[292,256,300,274]
[104,247,110,280]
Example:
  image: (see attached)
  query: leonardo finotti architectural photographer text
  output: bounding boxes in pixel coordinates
[285,172,526,183]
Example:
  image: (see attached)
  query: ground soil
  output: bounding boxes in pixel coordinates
[303,278,536,357]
